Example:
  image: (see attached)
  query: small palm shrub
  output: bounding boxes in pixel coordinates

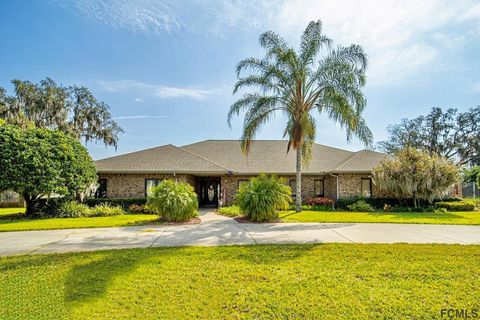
[147,180,198,222]
[236,174,291,222]
[89,203,125,217]
[347,200,374,212]
[54,201,91,218]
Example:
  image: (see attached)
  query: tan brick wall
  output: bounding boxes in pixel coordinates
[99,174,195,198]
[220,174,335,206]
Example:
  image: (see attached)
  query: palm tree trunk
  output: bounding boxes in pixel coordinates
[295,147,302,212]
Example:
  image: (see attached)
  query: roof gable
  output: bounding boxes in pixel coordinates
[333,150,389,172]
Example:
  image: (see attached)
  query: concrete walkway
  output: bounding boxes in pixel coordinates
[1,210,480,256]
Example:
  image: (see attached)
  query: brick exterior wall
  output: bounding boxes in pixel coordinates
[98,173,195,198]
[98,172,459,204]
[337,173,389,198]
[220,174,335,206]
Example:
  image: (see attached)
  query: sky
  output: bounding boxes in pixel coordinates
[0,0,479,160]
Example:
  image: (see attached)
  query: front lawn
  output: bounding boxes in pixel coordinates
[0,208,159,232]
[1,244,479,319]
[279,210,480,225]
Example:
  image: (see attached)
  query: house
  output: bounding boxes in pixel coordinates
[95,140,391,207]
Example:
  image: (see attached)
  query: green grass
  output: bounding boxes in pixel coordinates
[279,210,480,225]
[0,208,159,232]
[1,244,479,319]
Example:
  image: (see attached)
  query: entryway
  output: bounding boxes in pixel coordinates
[197,178,221,208]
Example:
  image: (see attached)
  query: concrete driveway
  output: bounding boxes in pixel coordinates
[1,210,480,256]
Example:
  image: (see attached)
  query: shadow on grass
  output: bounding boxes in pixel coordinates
[62,243,317,304]
[64,251,144,304]
[0,213,27,221]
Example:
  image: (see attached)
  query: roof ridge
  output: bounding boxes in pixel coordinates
[333,150,364,171]
[183,139,359,152]
[178,146,230,172]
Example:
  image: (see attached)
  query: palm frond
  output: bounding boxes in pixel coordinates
[299,20,331,67]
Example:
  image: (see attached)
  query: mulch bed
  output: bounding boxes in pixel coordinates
[233,216,280,224]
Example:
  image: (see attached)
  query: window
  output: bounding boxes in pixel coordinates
[95,179,107,198]
[145,179,161,197]
[314,179,324,196]
[238,179,248,189]
[289,179,296,195]
[361,178,372,198]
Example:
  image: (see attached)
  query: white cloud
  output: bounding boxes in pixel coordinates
[114,115,169,120]
[54,0,268,35]
[269,0,480,85]
[134,97,144,103]
[58,0,480,86]
[98,79,213,100]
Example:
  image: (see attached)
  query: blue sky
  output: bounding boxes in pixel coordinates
[1,0,479,160]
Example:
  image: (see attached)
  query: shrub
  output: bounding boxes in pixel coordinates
[127,204,157,215]
[347,200,374,212]
[435,200,476,212]
[337,197,414,210]
[147,180,198,222]
[52,201,91,218]
[85,198,147,209]
[30,198,67,216]
[217,206,242,217]
[236,174,291,222]
[89,203,125,217]
[304,197,335,206]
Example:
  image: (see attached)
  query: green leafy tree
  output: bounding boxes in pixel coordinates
[0,78,123,148]
[463,166,480,188]
[378,106,480,165]
[373,148,460,208]
[228,20,372,212]
[236,174,292,222]
[0,123,97,216]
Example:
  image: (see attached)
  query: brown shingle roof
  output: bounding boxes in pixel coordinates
[95,140,389,174]
[95,144,228,174]
[182,140,354,174]
[333,149,390,173]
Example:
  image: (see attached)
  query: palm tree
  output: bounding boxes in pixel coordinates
[228,20,373,212]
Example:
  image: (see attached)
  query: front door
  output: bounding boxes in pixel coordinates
[198,178,220,207]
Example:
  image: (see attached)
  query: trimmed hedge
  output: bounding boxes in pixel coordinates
[336,196,464,210]
[336,197,407,210]
[435,200,476,212]
[85,198,147,209]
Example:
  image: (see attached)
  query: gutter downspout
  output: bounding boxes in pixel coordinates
[329,173,339,200]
